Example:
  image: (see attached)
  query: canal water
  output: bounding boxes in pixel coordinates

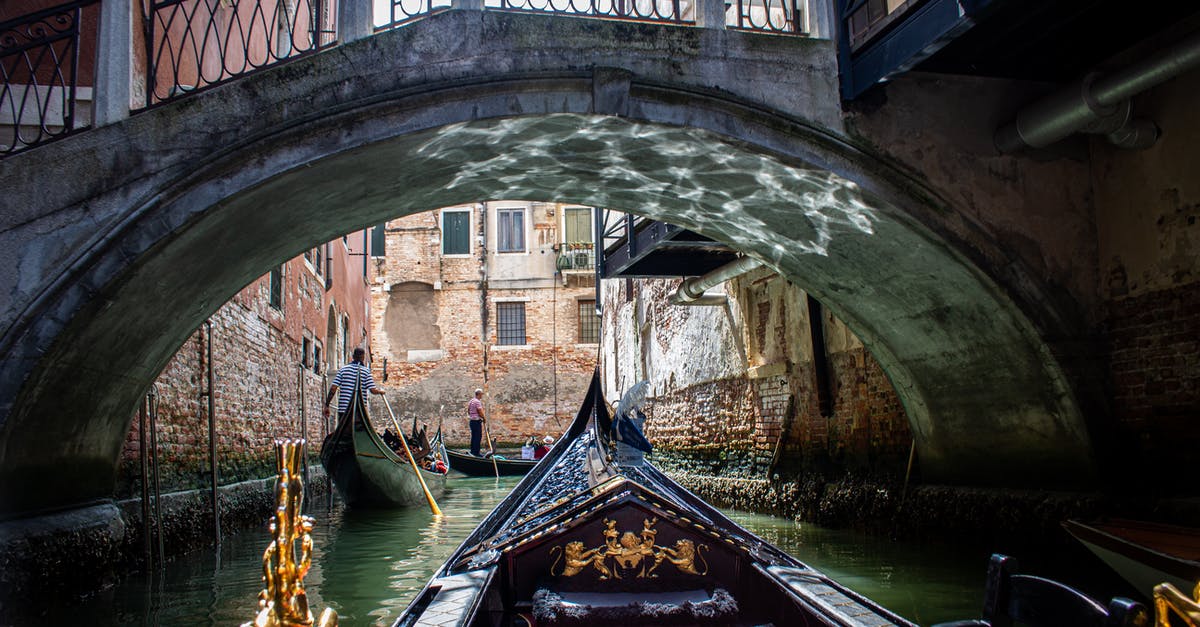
[14,476,1060,626]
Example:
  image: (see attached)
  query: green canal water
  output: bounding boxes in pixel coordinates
[13,475,1115,626]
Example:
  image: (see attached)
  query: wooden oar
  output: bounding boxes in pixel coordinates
[483,417,499,478]
[382,395,442,516]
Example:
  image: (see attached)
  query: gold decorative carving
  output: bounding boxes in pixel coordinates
[243,439,338,627]
[549,517,709,579]
[1155,580,1200,627]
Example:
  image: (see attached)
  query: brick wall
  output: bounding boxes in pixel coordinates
[372,204,600,447]
[1106,286,1200,485]
[116,240,372,499]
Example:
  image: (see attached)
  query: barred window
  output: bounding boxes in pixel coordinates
[578,300,599,343]
[498,207,526,253]
[497,302,526,345]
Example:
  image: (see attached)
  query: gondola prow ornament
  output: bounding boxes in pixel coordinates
[243,439,337,627]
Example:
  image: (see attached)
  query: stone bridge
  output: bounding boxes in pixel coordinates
[0,9,1105,517]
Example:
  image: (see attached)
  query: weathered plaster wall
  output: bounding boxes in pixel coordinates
[1093,69,1200,488]
[602,272,912,481]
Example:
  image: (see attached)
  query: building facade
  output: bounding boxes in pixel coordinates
[371,202,600,446]
[115,233,375,499]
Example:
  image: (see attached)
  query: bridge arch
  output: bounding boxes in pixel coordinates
[0,11,1093,515]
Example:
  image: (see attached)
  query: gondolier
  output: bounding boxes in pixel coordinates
[323,348,385,418]
[467,388,486,456]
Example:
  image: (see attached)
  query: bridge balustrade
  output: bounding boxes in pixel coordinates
[1,0,813,158]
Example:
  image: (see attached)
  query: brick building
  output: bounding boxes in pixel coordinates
[371,202,600,447]
[115,233,375,498]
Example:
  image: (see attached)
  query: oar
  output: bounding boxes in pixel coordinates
[483,417,499,478]
[382,395,442,516]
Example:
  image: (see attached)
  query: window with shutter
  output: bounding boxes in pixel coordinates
[442,210,471,255]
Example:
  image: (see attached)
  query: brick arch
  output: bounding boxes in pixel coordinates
[0,14,1095,515]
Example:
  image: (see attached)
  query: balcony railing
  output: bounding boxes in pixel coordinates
[2,0,814,157]
[143,0,337,105]
[1,0,99,156]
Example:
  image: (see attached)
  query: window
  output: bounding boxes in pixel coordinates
[497,207,526,253]
[269,266,283,310]
[496,302,526,346]
[578,300,599,343]
[442,210,471,255]
[313,345,321,374]
[563,206,593,245]
[302,337,311,368]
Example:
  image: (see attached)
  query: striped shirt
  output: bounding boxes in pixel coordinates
[332,362,376,414]
[467,397,483,421]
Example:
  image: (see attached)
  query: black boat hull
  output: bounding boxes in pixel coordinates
[319,394,446,508]
[446,449,538,476]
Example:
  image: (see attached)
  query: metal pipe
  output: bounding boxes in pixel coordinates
[138,397,151,567]
[299,363,308,491]
[148,384,164,564]
[668,256,763,306]
[996,30,1200,152]
[204,320,220,546]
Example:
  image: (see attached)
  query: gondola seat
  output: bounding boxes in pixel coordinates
[932,554,1149,627]
[532,587,738,625]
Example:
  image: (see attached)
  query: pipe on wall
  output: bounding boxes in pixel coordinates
[995,29,1200,152]
[203,320,220,546]
[668,256,763,306]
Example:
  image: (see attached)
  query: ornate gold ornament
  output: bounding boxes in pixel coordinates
[1155,580,1200,627]
[549,517,709,579]
[243,439,338,627]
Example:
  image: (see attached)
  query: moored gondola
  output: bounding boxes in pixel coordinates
[320,384,448,508]
[392,372,915,626]
[446,449,538,476]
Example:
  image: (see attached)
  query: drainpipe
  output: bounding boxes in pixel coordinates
[668,256,763,306]
[203,320,220,546]
[996,30,1200,152]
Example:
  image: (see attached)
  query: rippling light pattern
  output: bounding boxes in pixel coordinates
[414,114,877,266]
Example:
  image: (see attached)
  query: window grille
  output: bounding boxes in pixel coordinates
[443,210,470,255]
[578,300,600,343]
[497,302,526,345]
[498,207,526,252]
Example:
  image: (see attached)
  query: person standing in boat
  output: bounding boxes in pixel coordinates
[467,388,486,456]
[323,347,385,419]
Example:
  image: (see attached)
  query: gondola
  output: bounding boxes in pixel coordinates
[446,448,538,476]
[392,372,914,626]
[319,382,448,508]
[1064,518,1200,597]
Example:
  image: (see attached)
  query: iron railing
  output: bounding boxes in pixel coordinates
[143,0,336,105]
[486,0,691,25]
[729,0,804,34]
[1,0,99,156]
[378,0,451,29]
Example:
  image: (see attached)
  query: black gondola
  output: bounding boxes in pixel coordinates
[320,382,448,508]
[392,372,914,626]
[446,449,538,476]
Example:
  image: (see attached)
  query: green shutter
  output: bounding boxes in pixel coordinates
[565,207,592,243]
[443,212,470,255]
[371,223,386,257]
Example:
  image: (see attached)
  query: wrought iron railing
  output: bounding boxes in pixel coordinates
[728,0,804,34]
[1,0,99,156]
[485,0,691,25]
[378,0,451,29]
[142,0,336,105]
